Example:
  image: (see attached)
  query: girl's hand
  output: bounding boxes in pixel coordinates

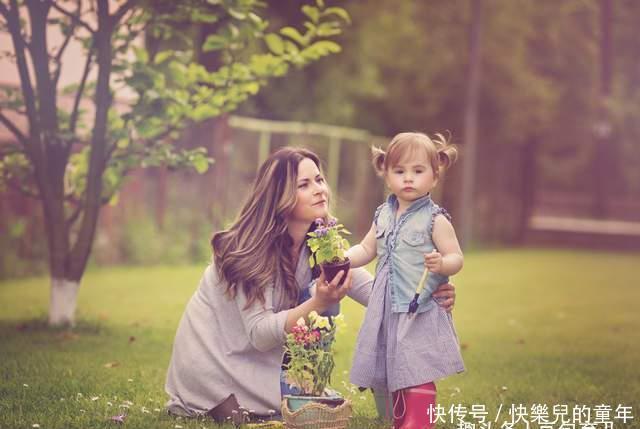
[424,250,443,273]
[314,269,352,311]
[432,282,456,312]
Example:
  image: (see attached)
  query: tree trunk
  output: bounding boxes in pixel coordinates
[458,0,484,247]
[48,278,80,326]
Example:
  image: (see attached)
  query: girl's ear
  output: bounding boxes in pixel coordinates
[438,151,451,170]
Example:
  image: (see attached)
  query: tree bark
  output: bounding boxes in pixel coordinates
[48,278,80,326]
[67,0,113,283]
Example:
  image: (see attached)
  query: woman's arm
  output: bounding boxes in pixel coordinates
[234,269,352,352]
[284,269,352,332]
[345,224,377,268]
[426,214,464,276]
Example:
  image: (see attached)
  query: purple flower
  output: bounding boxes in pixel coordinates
[315,227,328,237]
[110,414,127,424]
[327,218,337,227]
[314,218,325,227]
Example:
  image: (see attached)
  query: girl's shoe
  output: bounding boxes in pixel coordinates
[398,382,437,429]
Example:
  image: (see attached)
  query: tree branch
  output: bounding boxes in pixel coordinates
[0,111,28,144]
[0,3,10,20]
[69,45,94,134]
[47,1,96,34]
[52,0,82,86]
[111,0,137,25]
[6,0,40,149]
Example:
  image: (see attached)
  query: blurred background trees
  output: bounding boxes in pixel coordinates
[2,0,640,283]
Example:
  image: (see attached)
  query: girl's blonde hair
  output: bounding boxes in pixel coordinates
[372,132,458,178]
[211,147,324,309]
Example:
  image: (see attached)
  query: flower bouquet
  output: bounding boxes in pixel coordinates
[307,218,351,286]
[281,312,352,429]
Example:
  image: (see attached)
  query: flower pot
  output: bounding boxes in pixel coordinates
[282,395,352,429]
[321,258,350,287]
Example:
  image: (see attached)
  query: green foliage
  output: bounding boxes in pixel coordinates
[0,0,350,241]
[284,311,346,396]
[306,218,351,267]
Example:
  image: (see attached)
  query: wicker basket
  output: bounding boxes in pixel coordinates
[281,397,353,429]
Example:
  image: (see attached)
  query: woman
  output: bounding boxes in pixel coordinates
[164,147,456,422]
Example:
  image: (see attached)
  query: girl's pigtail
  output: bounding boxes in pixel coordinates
[433,132,458,172]
[371,146,387,177]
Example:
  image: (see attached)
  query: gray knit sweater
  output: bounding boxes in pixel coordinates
[165,248,372,416]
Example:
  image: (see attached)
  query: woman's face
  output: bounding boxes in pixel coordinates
[289,157,329,223]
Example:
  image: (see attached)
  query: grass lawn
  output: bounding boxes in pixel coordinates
[1,248,639,428]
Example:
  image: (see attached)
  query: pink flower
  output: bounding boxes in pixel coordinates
[110,413,127,424]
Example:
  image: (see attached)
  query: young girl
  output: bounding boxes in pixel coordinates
[346,132,465,429]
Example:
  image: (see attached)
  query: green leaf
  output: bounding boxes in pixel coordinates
[203,35,228,52]
[308,40,341,56]
[280,26,307,46]
[132,46,149,63]
[302,5,320,24]
[309,254,316,267]
[264,33,285,55]
[316,23,342,38]
[154,50,173,64]
[228,8,246,20]
[322,7,351,24]
[192,155,210,174]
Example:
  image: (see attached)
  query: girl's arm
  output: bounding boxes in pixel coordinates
[345,223,377,268]
[426,214,464,276]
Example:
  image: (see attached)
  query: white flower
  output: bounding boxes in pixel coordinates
[175,425,183,429]
[23,384,29,388]
[154,408,161,412]
[296,317,306,327]
[127,378,133,382]
[32,425,40,428]
[91,396,99,401]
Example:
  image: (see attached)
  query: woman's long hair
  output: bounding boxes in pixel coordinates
[211,147,323,309]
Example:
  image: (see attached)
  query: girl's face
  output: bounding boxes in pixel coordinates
[289,158,329,223]
[385,151,438,204]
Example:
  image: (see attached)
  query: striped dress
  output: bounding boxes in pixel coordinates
[349,263,465,393]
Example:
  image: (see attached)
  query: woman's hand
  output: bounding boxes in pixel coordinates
[314,269,352,312]
[432,282,456,312]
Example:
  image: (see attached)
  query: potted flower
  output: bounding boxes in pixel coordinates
[307,218,351,286]
[281,311,352,429]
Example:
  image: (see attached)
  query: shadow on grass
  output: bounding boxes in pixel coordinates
[0,317,109,336]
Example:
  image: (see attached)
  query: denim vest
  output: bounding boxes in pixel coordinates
[374,194,450,314]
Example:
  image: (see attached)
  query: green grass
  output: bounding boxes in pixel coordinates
[1,249,639,428]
